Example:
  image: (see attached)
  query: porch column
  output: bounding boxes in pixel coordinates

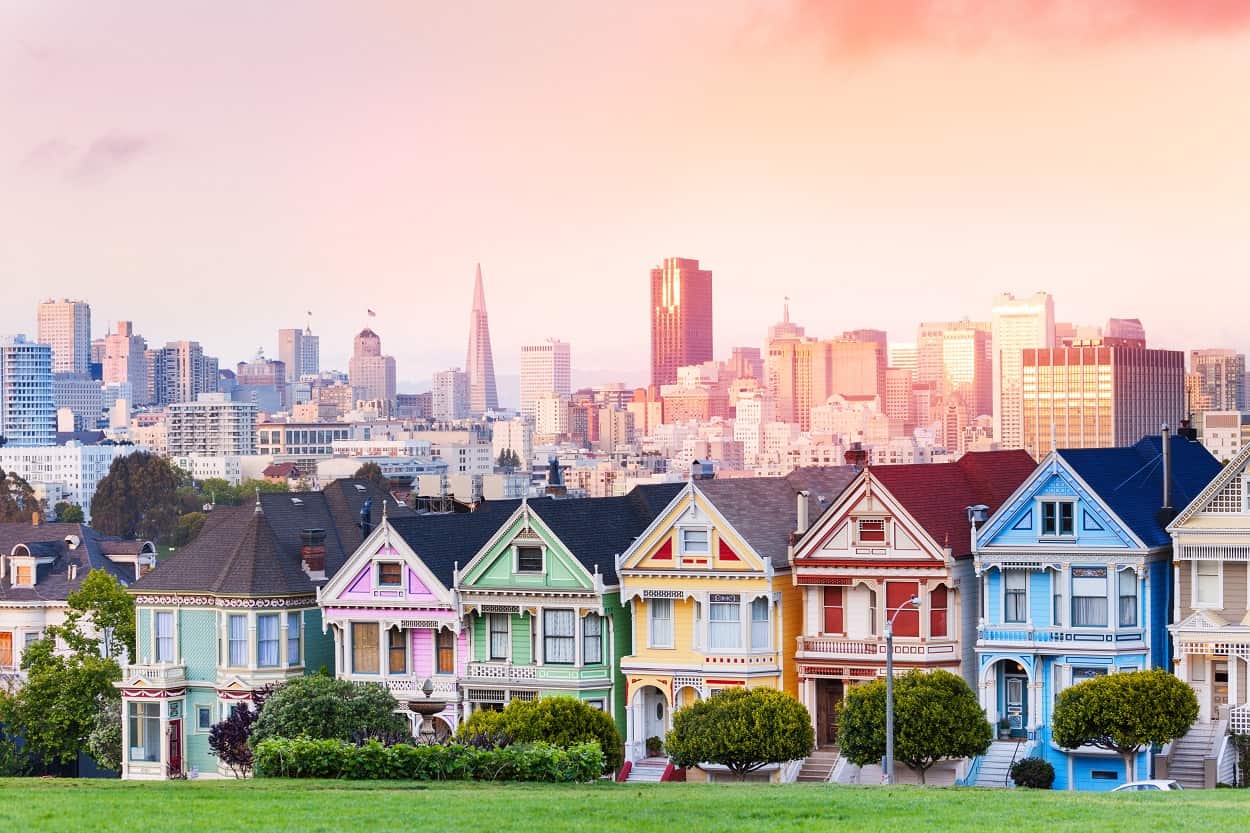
[1232,655,1240,711]
[981,668,997,723]
[804,678,817,735]
[1029,678,1043,734]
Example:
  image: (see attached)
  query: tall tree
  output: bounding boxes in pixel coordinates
[53,502,85,523]
[90,452,180,542]
[1052,668,1198,781]
[0,468,41,523]
[353,462,389,490]
[839,669,992,784]
[50,569,136,661]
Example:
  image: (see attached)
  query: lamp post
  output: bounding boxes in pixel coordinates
[884,595,922,786]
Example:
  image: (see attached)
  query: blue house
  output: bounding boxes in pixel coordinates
[972,433,1219,790]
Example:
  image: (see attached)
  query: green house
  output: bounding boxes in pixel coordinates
[456,486,681,732]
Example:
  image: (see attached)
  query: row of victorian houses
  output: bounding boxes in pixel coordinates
[7,426,1248,789]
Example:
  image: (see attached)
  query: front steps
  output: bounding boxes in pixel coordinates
[973,740,1026,788]
[796,749,840,783]
[626,756,669,782]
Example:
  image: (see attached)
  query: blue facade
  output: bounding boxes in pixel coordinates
[973,450,1173,791]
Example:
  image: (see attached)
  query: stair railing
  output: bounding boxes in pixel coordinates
[1005,740,1022,787]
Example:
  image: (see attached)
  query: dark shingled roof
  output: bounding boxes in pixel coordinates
[131,479,405,597]
[869,450,1038,559]
[387,483,685,587]
[1057,435,1220,549]
[696,468,860,568]
[0,522,147,602]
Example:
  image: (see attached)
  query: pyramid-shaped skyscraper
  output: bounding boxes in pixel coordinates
[465,263,499,415]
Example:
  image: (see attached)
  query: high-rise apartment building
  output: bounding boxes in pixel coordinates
[37,299,92,375]
[650,257,713,389]
[103,321,150,405]
[991,292,1055,450]
[883,367,914,433]
[941,325,992,419]
[465,265,499,415]
[149,341,219,406]
[166,393,259,457]
[1021,341,1185,458]
[278,324,321,383]
[432,368,469,421]
[53,374,105,432]
[1189,349,1245,415]
[769,338,880,431]
[348,328,397,406]
[534,393,570,439]
[519,339,572,418]
[0,335,55,447]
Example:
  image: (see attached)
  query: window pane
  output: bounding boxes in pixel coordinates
[228,615,247,667]
[489,614,509,660]
[128,701,161,763]
[1059,503,1075,535]
[583,615,602,664]
[436,629,455,674]
[516,547,543,572]
[886,582,920,637]
[930,585,948,638]
[682,529,709,553]
[1004,571,1027,623]
[378,563,402,586]
[650,599,673,647]
[750,598,769,651]
[709,602,741,651]
[388,628,406,674]
[1041,502,1056,535]
[544,609,575,664]
[1118,570,1137,627]
[352,622,379,673]
[858,519,886,543]
[822,587,844,634]
[155,611,174,663]
[257,614,279,667]
[287,612,301,666]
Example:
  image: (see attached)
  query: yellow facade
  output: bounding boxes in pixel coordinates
[618,487,804,762]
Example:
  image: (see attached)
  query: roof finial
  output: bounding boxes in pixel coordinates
[382,499,389,520]
[254,487,262,514]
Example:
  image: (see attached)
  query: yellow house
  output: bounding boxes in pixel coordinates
[616,469,856,773]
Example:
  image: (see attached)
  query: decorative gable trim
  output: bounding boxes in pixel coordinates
[617,483,771,576]
[456,502,599,593]
[1171,439,1250,529]
[316,519,454,608]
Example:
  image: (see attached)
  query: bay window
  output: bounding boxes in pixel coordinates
[544,609,575,664]
[352,622,379,673]
[228,614,247,667]
[583,614,602,664]
[287,611,301,666]
[128,701,161,763]
[885,582,920,637]
[257,614,280,667]
[1118,569,1137,627]
[709,597,741,651]
[1072,567,1108,627]
[929,585,948,638]
[750,598,770,651]
[649,599,674,648]
[1195,561,1220,607]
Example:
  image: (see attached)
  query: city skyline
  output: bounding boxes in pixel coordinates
[4,2,1249,387]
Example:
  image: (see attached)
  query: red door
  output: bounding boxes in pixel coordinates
[167,719,182,776]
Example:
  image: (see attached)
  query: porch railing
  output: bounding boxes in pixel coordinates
[465,661,538,683]
[1230,704,1250,736]
[977,625,1146,645]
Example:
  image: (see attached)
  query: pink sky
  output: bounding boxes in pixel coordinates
[3,1,1249,401]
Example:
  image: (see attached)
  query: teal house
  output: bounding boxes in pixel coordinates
[118,480,399,779]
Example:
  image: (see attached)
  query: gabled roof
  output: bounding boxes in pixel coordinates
[868,451,1038,559]
[696,467,859,568]
[0,522,147,602]
[1170,438,1250,530]
[387,499,524,589]
[132,478,407,598]
[1057,435,1220,549]
[527,483,685,583]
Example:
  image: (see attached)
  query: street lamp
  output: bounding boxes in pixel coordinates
[884,595,922,786]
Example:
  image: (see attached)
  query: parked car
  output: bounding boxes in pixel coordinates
[1112,780,1184,792]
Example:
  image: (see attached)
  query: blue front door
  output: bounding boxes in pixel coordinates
[1005,674,1028,738]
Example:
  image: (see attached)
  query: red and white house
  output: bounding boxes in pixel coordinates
[788,451,1036,748]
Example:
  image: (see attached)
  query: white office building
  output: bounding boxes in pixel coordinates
[166,393,258,457]
[519,339,571,418]
[0,441,140,519]
[991,291,1054,449]
[432,368,469,421]
[37,299,91,376]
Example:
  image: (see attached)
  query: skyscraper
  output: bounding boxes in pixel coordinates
[1021,340,1184,458]
[432,368,469,421]
[103,321,150,405]
[149,341,219,406]
[300,324,320,378]
[465,264,499,415]
[650,257,713,390]
[0,335,55,447]
[279,323,321,383]
[768,338,880,431]
[348,328,397,406]
[1189,349,1245,415]
[519,339,572,418]
[991,292,1055,450]
[37,298,91,375]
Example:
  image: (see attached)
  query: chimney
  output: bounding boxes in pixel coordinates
[31,511,41,528]
[301,528,327,579]
[1159,423,1174,525]
[69,563,79,581]
[844,442,868,469]
[796,490,811,536]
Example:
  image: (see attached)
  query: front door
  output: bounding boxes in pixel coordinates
[816,680,844,748]
[167,719,182,776]
[1213,660,1230,718]
[1005,674,1028,738]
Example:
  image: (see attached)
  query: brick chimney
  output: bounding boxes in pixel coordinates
[301,528,327,580]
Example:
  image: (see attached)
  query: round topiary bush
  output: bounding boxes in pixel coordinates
[455,696,623,773]
[1010,756,1055,789]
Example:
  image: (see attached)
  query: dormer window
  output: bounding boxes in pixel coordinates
[516,546,543,572]
[377,562,402,587]
[856,518,886,545]
[13,565,32,587]
[1040,501,1075,537]
[680,528,710,554]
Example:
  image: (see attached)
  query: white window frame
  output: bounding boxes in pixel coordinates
[750,597,770,651]
[488,613,510,661]
[1071,566,1109,628]
[543,609,576,665]
[227,613,248,668]
[153,609,176,664]
[514,545,545,574]
[708,599,742,652]
[376,561,403,587]
[583,614,602,665]
[854,517,888,546]
[649,598,675,649]
[1038,499,1077,539]
[256,613,281,668]
[196,705,213,733]
[679,527,710,555]
[287,611,301,667]
[1192,560,1222,609]
[1002,570,1028,624]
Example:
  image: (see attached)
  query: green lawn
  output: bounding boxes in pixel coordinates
[1,779,1248,833]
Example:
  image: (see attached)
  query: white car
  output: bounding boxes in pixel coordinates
[1112,780,1184,792]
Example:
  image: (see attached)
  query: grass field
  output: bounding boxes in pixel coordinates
[2,779,1249,833]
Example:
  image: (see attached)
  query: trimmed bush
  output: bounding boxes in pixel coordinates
[253,737,604,782]
[455,696,622,773]
[1010,757,1055,789]
[665,687,814,780]
[249,675,409,748]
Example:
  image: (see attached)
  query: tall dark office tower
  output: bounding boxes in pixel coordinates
[650,257,713,390]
